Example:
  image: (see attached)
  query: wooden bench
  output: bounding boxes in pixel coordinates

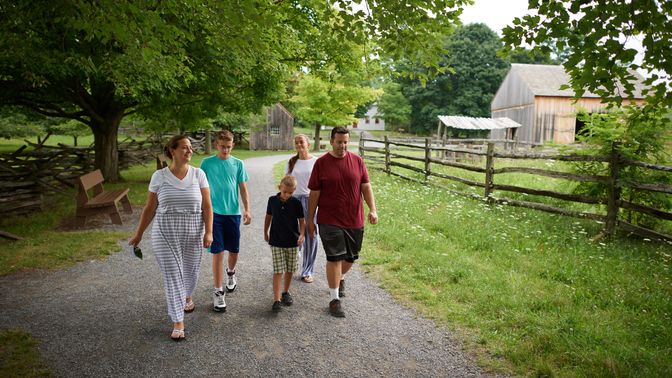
[76,169,132,226]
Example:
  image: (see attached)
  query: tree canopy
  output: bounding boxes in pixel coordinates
[399,23,510,134]
[377,82,411,131]
[502,0,672,108]
[0,0,470,180]
[291,72,380,148]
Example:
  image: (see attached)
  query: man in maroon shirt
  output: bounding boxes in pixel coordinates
[307,126,378,317]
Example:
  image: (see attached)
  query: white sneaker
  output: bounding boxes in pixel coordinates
[226,268,237,292]
[212,290,226,312]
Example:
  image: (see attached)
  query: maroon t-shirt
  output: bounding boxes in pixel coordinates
[308,151,370,229]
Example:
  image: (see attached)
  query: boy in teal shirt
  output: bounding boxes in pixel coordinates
[200,130,251,312]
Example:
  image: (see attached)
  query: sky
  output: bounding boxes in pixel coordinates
[459,0,532,35]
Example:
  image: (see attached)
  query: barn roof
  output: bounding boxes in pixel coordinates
[438,116,521,130]
[510,63,647,98]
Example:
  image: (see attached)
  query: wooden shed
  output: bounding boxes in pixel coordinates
[249,103,294,150]
[490,64,646,144]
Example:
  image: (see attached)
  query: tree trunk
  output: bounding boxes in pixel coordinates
[313,122,321,151]
[91,114,123,182]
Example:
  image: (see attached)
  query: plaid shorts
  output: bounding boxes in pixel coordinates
[271,246,298,274]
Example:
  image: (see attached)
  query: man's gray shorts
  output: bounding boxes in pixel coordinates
[318,224,364,262]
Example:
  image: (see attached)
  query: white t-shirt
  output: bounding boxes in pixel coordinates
[286,156,317,196]
[149,166,209,214]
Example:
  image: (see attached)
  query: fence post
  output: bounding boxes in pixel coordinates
[605,142,622,237]
[359,135,364,158]
[424,138,431,184]
[384,135,391,174]
[484,142,495,201]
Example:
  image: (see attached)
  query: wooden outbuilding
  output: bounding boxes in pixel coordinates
[249,103,294,150]
[490,64,646,144]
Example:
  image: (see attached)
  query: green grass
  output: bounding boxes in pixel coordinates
[0,329,52,377]
[361,170,672,377]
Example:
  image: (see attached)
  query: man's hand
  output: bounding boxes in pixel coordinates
[243,210,251,225]
[368,211,378,225]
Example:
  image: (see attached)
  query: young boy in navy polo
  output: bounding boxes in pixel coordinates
[264,175,305,313]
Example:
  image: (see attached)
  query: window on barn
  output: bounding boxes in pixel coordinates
[365,117,370,124]
[270,124,280,135]
[374,118,379,124]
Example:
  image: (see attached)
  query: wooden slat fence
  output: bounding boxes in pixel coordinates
[0,139,161,216]
[359,136,672,242]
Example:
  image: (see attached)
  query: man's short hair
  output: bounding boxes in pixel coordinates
[330,126,349,140]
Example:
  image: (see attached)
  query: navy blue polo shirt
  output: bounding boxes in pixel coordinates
[266,194,304,248]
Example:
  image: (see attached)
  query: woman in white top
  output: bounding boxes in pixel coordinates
[286,134,319,283]
[129,135,213,341]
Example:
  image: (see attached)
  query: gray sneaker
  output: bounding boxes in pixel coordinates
[272,301,282,313]
[213,290,226,312]
[329,299,345,317]
[226,268,237,292]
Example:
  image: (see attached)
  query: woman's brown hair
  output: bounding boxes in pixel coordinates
[164,135,189,159]
[287,134,309,174]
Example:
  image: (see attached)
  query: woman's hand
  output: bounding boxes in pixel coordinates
[203,232,213,248]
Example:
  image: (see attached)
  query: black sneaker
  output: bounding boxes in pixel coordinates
[272,301,282,313]
[281,292,293,306]
[339,279,345,297]
[329,299,345,318]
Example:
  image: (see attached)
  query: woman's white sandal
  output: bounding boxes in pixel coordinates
[170,329,185,342]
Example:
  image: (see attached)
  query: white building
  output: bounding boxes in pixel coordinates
[351,103,385,131]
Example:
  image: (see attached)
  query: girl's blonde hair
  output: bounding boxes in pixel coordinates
[287,134,310,174]
[279,174,297,190]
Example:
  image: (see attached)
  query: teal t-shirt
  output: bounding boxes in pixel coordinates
[200,155,249,215]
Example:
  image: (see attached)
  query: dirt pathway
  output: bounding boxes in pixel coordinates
[0,154,489,377]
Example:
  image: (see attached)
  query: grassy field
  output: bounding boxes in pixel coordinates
[361,170,672,377]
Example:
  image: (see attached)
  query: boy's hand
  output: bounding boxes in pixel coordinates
[243,210,251,225]
[264,232,269,242]
[297,234,305,246]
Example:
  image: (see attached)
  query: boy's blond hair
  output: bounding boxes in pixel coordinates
[279,175,297,190]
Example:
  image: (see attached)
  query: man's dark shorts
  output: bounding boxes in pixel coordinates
[210,214,241,254]
[318,224,364,262]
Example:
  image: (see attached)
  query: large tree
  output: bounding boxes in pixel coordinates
[0,0,469,180]
[291,73,381,149]
[400,23,510,134]
[377,82,412,131]
[502,0,672,108]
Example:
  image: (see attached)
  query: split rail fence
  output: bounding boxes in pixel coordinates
[359,136,672,242]
[0,138,160,216]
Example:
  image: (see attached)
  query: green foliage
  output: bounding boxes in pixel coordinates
[502,0,672,108]
[572,106,672,228]
[0,1,471,177]
[377,82,411,131]
[363,170,672,377]
[291,73,381,127]
[502,47,559,65]
[399,23,510,134]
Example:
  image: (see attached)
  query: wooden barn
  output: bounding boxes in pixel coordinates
[490,64,646,144]
[249,103,294,150]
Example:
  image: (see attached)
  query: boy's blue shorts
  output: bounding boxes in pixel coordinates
[210,214,241,254]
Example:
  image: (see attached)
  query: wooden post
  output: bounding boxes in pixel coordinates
[424,138,431,184]
[205,129,212,155]
[359,135,365,158]
[484,142,495,200]
[384,135,391,174]
[605,142,622,237]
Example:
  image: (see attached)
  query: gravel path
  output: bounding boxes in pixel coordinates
[0,154,489,377]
